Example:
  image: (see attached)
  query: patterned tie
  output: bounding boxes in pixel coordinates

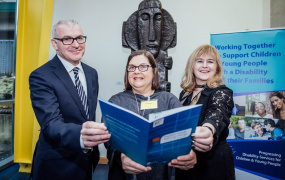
[73,67,89,120]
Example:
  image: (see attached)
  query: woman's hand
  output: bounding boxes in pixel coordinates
[168,150,197,170]
[192,124,214,152]
[121,153,152,174]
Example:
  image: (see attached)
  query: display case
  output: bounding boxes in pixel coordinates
[0,1,16,170]
[0,103,13,169]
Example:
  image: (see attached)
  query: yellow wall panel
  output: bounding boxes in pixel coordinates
[14,0,54,173]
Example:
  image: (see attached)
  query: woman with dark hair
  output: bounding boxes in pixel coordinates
[176,44,235,180]
[269,91,285,133]
[105,50,197,180]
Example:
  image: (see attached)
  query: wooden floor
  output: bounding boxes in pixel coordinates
[0,163,109,180]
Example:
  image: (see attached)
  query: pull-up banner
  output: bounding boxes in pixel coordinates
[211,29,285,95]
[211,29,285,180]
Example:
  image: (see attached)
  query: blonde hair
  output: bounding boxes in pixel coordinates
[181,44,224,92]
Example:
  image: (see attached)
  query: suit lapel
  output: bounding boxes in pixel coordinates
[50,56,87,120]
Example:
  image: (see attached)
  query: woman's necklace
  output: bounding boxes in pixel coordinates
[195,84,207,88]
[133,92,146,117]
[190,87,206,105]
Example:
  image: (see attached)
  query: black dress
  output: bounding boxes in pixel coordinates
[176,85,235,180]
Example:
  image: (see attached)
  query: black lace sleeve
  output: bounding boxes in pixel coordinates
[202,88,234,144]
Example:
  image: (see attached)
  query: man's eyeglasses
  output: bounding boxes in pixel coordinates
[53,36,87,45]
[127,65,153,72]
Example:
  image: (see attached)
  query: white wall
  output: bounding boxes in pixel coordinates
[50,0,270,162]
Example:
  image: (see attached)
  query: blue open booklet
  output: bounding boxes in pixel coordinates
[99,98,202,166]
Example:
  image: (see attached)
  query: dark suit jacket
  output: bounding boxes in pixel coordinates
[29,55,99,180]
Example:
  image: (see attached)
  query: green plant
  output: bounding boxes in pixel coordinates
[0,76,13,100]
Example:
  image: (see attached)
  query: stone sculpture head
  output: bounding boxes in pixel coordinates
[122,0,176,58]
[122,0,177,91]
[137,0,162,58]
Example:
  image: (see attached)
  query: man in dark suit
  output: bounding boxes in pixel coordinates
[29,19,111,180]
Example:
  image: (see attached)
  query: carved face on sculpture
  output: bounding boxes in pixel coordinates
[138,7,162,58]
[122,0,176,92]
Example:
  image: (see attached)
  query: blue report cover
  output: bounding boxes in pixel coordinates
[99,98,202,166]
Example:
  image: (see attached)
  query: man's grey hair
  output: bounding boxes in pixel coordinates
[51,19,80,38]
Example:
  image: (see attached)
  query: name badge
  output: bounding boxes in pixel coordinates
[141,100,158,110]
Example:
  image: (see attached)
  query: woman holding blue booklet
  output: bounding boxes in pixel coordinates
[105,50,198,180]
[176,44,235,180]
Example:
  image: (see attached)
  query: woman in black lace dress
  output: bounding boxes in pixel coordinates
[175,44,235,180]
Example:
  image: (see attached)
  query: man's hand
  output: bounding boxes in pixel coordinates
[168,150,197,170]
[121,153,152,174]
[81,121,111,147]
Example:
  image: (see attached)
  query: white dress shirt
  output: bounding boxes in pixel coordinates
[57,55,90,151]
